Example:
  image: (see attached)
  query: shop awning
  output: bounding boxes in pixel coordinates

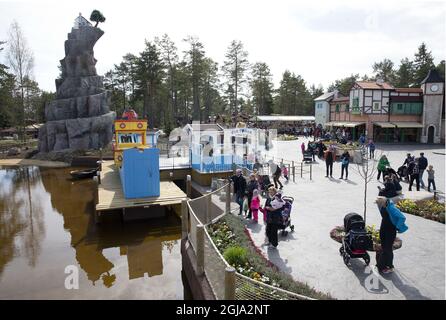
[392,122,424,128]
[374,122,396,128]
[325,122,365,128]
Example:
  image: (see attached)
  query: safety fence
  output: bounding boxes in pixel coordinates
[183,181,314,300]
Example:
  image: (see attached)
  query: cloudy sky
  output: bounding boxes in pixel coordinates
[0,0,445,92]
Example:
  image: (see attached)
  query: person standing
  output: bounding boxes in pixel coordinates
[417,152,428,189]
[246,174,259,219]
[377,155,390,181]
[375,197,397,274]
[339,150,350,180]
[263,187,282,248]
[426,165,436,192]
[250,189,261,223]
[272,163,283,189]
[408,159,420,191]
[231,169,247,215]
[324,147,335,178]
[368,140,376,159]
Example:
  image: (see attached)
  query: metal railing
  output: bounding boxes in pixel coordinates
[183,178,313,300]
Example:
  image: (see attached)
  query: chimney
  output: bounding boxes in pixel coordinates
[334,89,339,99]
[376,78,384,86]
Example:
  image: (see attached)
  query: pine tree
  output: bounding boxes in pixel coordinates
[394,58,414,87]
[251,62,274,116]
[372,58,395,83]
[222,40,249,114]
[413,42,435,86]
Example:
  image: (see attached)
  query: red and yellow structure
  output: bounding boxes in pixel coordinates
[113,120,149,168]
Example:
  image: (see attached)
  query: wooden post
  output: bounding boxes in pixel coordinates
[186,175,191,198]
[301,162,303,178]
[310,163,312,180]
[225,183,231,214]
[181,200,188,240]
[196,224,205,276]
[287,163,291,181]
[224,267,236,300]
[292,160,295,182]
[206,194,212,224]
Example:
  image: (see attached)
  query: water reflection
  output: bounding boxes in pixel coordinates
[0,166,184,299]
[0,167,45,274]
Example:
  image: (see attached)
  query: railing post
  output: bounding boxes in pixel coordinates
[196,225,205,276]
[287,163,291,181]
[225,183,231,214]
[186,174,191,198]
[292,160,295,182]
[224,267,236,300]
[206,194,212,224]
[310,163,312,180]
[301,162,303,178]
[181,200,188,240]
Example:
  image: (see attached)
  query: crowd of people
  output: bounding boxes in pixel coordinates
[228,131,438,276]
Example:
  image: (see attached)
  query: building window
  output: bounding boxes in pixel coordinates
[373,102,381,111]
[397,103,403,111]
[345,104,349,112]
[336,104,340,112]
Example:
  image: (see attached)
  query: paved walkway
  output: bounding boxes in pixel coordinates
[240,138,445,300]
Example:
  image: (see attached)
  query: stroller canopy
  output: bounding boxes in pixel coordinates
[344,213,365,232]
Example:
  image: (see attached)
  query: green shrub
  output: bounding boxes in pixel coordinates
[223,246,248,267]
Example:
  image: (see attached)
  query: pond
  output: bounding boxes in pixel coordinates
[0,166,189,299]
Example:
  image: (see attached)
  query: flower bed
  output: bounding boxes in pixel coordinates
[277,134,298,141]
[208,215,332,299]
[329,225,402,251]
[396,199,445,224]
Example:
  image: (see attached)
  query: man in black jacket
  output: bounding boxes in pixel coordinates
[417,152,428,189]
[408,159,420,191]
[231,169,247,215]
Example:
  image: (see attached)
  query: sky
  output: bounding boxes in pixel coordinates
[0,0,445,92]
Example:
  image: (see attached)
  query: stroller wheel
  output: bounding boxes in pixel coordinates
[290,225,295,232]
[364,253,370,266]
[339,246,344,256]
[343,253,350,266]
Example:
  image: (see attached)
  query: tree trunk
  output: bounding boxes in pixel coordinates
[95,21,98,27]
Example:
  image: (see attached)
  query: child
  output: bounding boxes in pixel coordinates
[282,165,289,181]
[250,189,261,223]
[270,191,285,210]
[426,165,436,192]
[242,194,249,215]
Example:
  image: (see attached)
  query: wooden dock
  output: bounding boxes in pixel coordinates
[96,160,187,213]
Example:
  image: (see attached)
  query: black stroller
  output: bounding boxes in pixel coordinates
[279,196,295,236]
[303,150,313,163]
[258,175,272,196]
[339,213,373,266]
[397,165,409,181]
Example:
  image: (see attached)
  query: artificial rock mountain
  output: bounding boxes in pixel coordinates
[39,20,115,152]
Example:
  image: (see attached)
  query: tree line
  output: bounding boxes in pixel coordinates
[104,34,322,131]
[0,22,53,137]
[327,43,445,96]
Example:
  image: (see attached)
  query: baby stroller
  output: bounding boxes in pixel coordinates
[397,165,409,181]
[339,213,373,266]
[303,150,313,163]
[279,196,295,236]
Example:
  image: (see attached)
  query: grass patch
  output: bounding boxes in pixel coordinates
[208,214,332,300]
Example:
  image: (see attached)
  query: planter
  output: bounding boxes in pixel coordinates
[329,226,402,251]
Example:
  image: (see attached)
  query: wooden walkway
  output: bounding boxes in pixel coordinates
[96,160,187,212]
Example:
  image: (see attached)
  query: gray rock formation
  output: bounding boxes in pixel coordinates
[39,16,115,152]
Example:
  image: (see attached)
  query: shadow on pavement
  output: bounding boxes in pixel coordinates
[383,271,431,300]
[267,246,293,274]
